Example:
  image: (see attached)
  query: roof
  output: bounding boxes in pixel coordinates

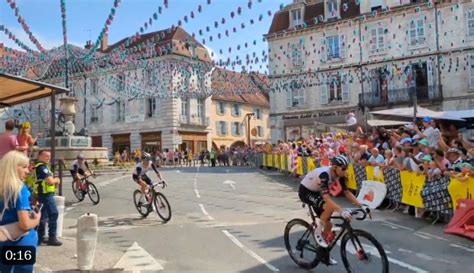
[0,73,69,107]
[371,106,466,121]
[211,68,269,108]
[440,110,474,120]
[105,27,211,63]
[268,0,360,36]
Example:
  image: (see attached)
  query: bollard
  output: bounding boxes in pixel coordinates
[77,213,98,271]
[54,196,65,238]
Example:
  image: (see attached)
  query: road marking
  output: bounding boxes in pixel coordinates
[415,232,448,241]
[97,174,129,187]
[194,189,201,198]
[381,223,398,229]
[450,243,474,252]
[339,241,427,273]
[223,180,236,190]
[380,220,414,231]
[414,233,431,240]
[113,242,164,271]
[199,203,214,220]
[222,230,279,272]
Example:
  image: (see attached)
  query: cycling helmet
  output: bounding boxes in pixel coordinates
[142,152,152,161]
[331,155,349,168]
[77,154,85,160]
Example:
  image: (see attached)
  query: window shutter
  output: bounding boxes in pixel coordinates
[287,90,292,107]
[240,122,244,136]
[342,79,350,102]
[470,55,474,89]
[224,121,228,135]
[427,59,434,87]
[320,37,327,62]
[370,28,377,54]
[320,77,328,104]
[387,65,395,103]
[215,121,220,135]
[339,35,346,59]
[139,98,145,116]
[98,106,103,124]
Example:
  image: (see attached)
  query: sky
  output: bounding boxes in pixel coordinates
[0,0,293,73]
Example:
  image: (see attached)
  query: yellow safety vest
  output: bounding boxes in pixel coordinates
[35,162,56,195]
[24,174,38,195]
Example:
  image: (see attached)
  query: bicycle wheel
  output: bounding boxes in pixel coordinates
[153,192,172,222]
[340,229,389,273]
[284,219,320,269]
[87,182,100,205]
[72,180,85,202]
[133,190,150,217]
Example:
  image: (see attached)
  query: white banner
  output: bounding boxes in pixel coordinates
[125,113,145,123]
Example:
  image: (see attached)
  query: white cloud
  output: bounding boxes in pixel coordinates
[0,26,81,51]
[204,44,221,62]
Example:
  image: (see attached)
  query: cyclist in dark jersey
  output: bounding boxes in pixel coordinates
[299,155,368,248]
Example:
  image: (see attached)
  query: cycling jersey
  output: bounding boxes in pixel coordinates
[133,162,159,177]
[70,160,90,174]
[300,167,347,195]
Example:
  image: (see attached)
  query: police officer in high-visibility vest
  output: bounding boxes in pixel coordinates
[35,150,62,246]
[210,148,216,167]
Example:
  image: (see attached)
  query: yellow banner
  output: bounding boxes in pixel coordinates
[274,153,280,169]
[262,154,266,167]
[400,171,426,208]
[280,154,285,171]
[307,158,316,172]
[448,177,474,210]
[287,155,292,172]
[297,157,304,175]
[267,154,273,167]
[346,164,357,190]
[366,166,385,182]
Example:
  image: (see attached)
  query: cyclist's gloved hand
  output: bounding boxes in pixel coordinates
[361,204,371,213]
[341,210,352,220]
[161,180,167,188]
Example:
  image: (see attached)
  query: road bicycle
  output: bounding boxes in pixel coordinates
[133,180,172,222]
[284,204,389,272]
[72,173,100,205]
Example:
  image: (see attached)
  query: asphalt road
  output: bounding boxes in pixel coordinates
[53,166,473,273]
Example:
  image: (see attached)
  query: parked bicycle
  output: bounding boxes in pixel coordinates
[72,173,100,205]
[133,180,172,222]
[284,204,388,272]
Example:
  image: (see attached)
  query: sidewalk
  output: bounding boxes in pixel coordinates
[35,218,128,273]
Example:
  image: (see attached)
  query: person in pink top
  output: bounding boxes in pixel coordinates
[0,119,26,159]
[16,121,39,156]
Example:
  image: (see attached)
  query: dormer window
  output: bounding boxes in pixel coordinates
[371,0,384,11]
[290,8,303,27]
[327,0,338,20]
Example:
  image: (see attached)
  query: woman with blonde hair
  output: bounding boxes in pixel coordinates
[17,121,38,156]
[0,151,41,273]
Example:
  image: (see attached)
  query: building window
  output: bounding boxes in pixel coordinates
[146,69,156,85]
[91,78,98,95]
[90,104,98,124]
[116,100,125,122]
[321,75,349,104]
[218,121,227,135]
[232,104,241,116]
[197,98,204,118]
[291,43,303,67]
[117,74,125,92]
[470,55,474,89]
[232,122,242,136]
[290,8,303,27]
[468,10,474,38]
[257,126,264,137]
[329,76,343,102]
[181,98,188,116]
[217,101,226,115]
[327,0,338,19]
[287,88,305,108]
[146,97,159,118]
[324,35,345,60]
[370,27,385,55]
[254,108,262,119]
[409,18,425,47]
[370,0,384,11]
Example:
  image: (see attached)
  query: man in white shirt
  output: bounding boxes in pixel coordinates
[415,116,439,149]
[368,148,385,166]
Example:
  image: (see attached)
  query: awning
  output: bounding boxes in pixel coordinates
[371,106,465,121]
[0,73,69,107]
[367,119,409,127]
[439,110,474,120]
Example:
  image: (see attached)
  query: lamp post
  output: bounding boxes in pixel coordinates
[245,113,255,147]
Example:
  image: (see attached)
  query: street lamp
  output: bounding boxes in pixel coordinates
[245,113,255,147]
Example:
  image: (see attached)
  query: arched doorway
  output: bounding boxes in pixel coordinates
[230,140,246,149]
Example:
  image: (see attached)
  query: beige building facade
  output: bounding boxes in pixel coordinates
[267,0,474,142]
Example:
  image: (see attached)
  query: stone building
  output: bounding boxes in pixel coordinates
[267,0,474,142]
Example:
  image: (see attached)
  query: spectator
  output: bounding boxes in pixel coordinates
[384,150,394,167]
[402,147,419,172]
[0,119,26,159]
[368,148,385,166]
[392,146,406,169]
[414,116,440,149]
[0,151,41,273]
[433,149,450,174]
[16,121,39,157]
[400,137,413,147]
[446,148,464,173]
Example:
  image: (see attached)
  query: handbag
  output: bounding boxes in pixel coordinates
[329,180,343,197]
[0,222,29,242]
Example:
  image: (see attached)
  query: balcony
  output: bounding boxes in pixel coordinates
[179,115,210,127]
[359,85,442,108]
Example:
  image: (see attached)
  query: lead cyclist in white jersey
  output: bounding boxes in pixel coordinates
[299,155,369,249]
[132,152,166,195]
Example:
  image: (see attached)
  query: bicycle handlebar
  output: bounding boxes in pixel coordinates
[331,208,370,221]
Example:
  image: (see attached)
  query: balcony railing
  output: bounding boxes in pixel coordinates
[359,85,442,108]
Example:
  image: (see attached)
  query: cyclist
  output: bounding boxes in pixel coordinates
[132,152,166,200]
[299,155,368,250]
[70,154,94,191]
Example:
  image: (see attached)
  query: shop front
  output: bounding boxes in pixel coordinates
[112,133,130,155]
[141,132,162,155]
[179,131,208,154]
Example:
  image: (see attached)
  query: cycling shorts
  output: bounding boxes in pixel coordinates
[299,184,325,217]
[70,169,86,178]
[132,174,153,186]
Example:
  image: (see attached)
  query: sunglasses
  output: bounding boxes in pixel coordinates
[339,166,347,171]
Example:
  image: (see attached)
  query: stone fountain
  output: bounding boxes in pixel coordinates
[36,97,109,164]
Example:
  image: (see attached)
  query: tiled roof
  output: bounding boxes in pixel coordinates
[211,67,269,108]
[267,0,360,36]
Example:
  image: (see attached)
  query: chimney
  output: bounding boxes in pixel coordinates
[100,33,108,51]
[84,40,93,49]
